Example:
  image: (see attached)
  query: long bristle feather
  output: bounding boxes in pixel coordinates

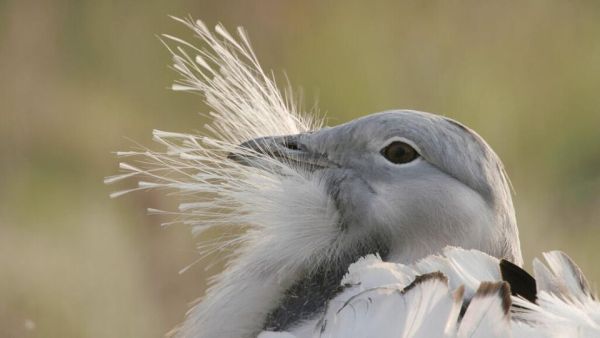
[106,18,326,281]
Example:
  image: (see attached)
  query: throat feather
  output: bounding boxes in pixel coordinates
[263,236,390,331]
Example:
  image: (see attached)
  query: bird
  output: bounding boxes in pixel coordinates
[106,17,599,338]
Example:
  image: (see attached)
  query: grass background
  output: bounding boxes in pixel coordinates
[1,1,599,337]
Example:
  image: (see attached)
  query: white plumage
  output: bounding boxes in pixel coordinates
[107,18,599,338]
[261,247,599,338]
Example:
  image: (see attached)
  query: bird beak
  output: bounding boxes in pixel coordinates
[228,135,336,171]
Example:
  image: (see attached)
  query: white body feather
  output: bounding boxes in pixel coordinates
[262,247,599,338]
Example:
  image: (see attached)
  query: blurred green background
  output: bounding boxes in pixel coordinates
[1,1,599,337]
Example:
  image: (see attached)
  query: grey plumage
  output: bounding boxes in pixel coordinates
[235,110,522,265]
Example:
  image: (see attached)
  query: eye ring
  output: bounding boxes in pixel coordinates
[381,141,420,164]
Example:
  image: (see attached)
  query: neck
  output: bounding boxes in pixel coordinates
[264,237,390,331]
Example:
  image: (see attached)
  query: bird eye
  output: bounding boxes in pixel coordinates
[381,141,419,164]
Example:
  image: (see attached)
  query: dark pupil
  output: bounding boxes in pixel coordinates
[383,141,417,164]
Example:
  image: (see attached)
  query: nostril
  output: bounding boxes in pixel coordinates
[282,139,300,151]
[283,142,300,150]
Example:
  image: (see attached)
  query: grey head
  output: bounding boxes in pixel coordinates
[235,110,521,264]
[231,109,522,331]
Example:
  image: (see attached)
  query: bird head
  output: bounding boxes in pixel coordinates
[230,110,521,267]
